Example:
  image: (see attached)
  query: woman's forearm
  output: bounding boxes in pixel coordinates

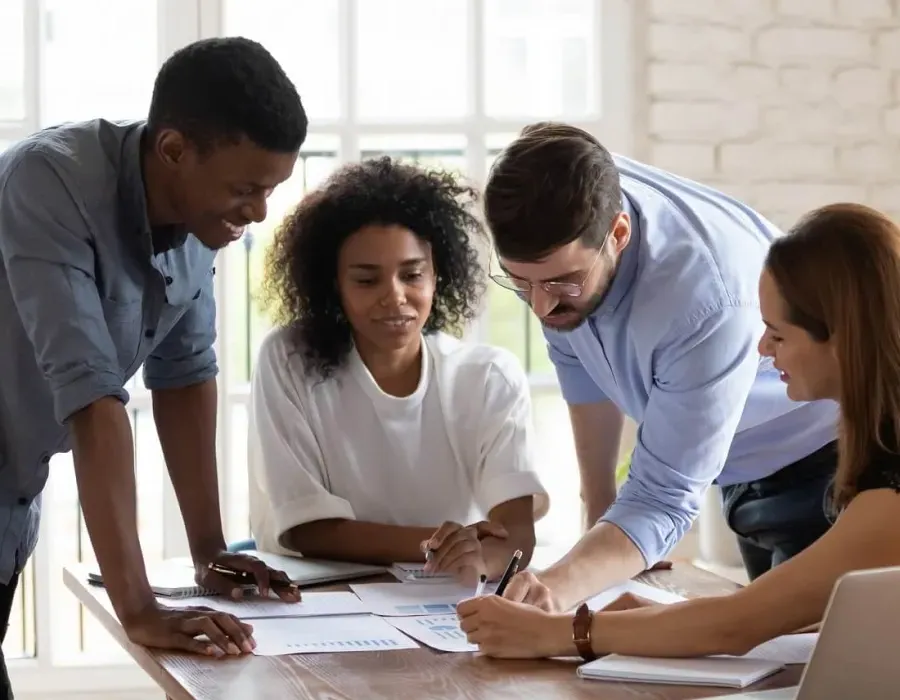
[590,586,817,659]
[280,518,435,565]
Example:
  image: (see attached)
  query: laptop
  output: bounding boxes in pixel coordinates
[708,566,900,700]
[242,549,386,587]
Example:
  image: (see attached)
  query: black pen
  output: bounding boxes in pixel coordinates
[208,563,299,594]
[494,549,523,597]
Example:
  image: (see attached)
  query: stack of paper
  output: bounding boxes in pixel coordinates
[577,654,783,688]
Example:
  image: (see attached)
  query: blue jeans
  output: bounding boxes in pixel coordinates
[721,441,837,581]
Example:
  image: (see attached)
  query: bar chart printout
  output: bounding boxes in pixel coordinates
[386,615,478,653]
[251,614,420,656]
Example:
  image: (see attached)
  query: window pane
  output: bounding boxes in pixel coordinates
[532,391,580,546]
[226,403,251,543]
[226,136,339,384]
[223,0,340,120]
[484,0,595,118]
[359,134,466,174]
[2,559,35,659]
[41,0,158,125]
[357,0,467,121]
[46,408,159,663]
[0,0,25,120]
[486,283,528,370]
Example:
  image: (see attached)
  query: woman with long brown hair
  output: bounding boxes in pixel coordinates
[455,202,900,660]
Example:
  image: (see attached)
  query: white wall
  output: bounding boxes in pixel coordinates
[637,0,900,229]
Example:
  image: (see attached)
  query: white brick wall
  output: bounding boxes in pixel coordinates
[641,0,900,229]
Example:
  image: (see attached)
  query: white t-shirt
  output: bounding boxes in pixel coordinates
[248,328,550,556]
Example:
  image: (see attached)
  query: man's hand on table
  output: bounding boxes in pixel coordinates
[122,550,299,657]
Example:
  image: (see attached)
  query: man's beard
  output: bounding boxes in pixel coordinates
[539,291,605,331]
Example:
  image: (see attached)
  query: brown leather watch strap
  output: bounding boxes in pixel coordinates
[572,602,597,662]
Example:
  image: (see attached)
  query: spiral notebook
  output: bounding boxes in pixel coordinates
[87,562,255,599]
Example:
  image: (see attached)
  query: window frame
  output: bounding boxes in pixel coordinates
[5,0,634,693]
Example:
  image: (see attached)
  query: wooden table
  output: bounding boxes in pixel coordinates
[63,562,802,700]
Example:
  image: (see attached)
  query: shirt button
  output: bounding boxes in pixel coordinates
[17,497,27,506]
[40,454,50,464]
[144,329,155,339]
[164,276,173,286]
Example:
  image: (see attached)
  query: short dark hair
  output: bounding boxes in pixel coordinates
[485,122,621,261]
[147,37,307,153]
[262,156,486,379]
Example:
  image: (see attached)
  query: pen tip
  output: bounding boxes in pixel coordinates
[479,574,486,582]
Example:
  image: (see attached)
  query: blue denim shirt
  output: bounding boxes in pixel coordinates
[0,119,218,584]
[544,154,838,566]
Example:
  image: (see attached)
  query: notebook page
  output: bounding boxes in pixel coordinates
[739,632,818,664]
[584,579,687,611]
[250,614,419,656]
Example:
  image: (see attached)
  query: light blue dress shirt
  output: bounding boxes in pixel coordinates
[544,155,838,566]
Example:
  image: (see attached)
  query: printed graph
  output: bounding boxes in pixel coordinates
[287,638,403,651]
[414,615,467,642]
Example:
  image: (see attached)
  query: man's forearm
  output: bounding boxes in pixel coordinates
[70,397,155,622]
[282,519,437,565]
[541,521,646,610]
[153,378,225,562]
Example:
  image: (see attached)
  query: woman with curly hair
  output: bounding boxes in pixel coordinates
[247,157,549,585]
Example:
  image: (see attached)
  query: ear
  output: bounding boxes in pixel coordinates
[155,128,189,170]
[610,212,631,254]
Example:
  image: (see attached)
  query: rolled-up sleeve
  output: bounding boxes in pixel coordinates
[600,303,761,565]
[248,333,355,551]
[475,354,550,520]
[142,269,218,390]
[546,330,608,404]
[0,155,128,424]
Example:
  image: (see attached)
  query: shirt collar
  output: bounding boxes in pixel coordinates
[590,191,641,320]
[118,122,187,256]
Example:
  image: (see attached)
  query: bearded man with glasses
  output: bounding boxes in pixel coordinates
[481,122,839,616]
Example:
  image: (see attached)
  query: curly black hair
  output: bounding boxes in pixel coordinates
[262,156,486,379]
[148,37,307,153]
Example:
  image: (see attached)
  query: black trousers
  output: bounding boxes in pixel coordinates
[721,441,838,581]
[0,572,19,700]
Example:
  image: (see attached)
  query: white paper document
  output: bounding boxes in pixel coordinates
[160,591,370,619]
[250,614,420,656]
[740,632,818,664]
[389,562,455,583]
[349,581,493,616]
[584,579,687,611]
[385,614,477,653]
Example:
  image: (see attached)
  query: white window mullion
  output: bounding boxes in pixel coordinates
[158,0,204,560]
[338,0,359,165]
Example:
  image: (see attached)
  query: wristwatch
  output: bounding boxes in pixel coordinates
[572,602,597,662]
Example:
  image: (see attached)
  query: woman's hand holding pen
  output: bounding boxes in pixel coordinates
[421,520,508,586]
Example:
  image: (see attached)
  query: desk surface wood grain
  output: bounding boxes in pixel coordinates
[63,562,802,700]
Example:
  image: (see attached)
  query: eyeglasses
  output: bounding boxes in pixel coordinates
[489,247,605,298]
[488,216,619,298]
